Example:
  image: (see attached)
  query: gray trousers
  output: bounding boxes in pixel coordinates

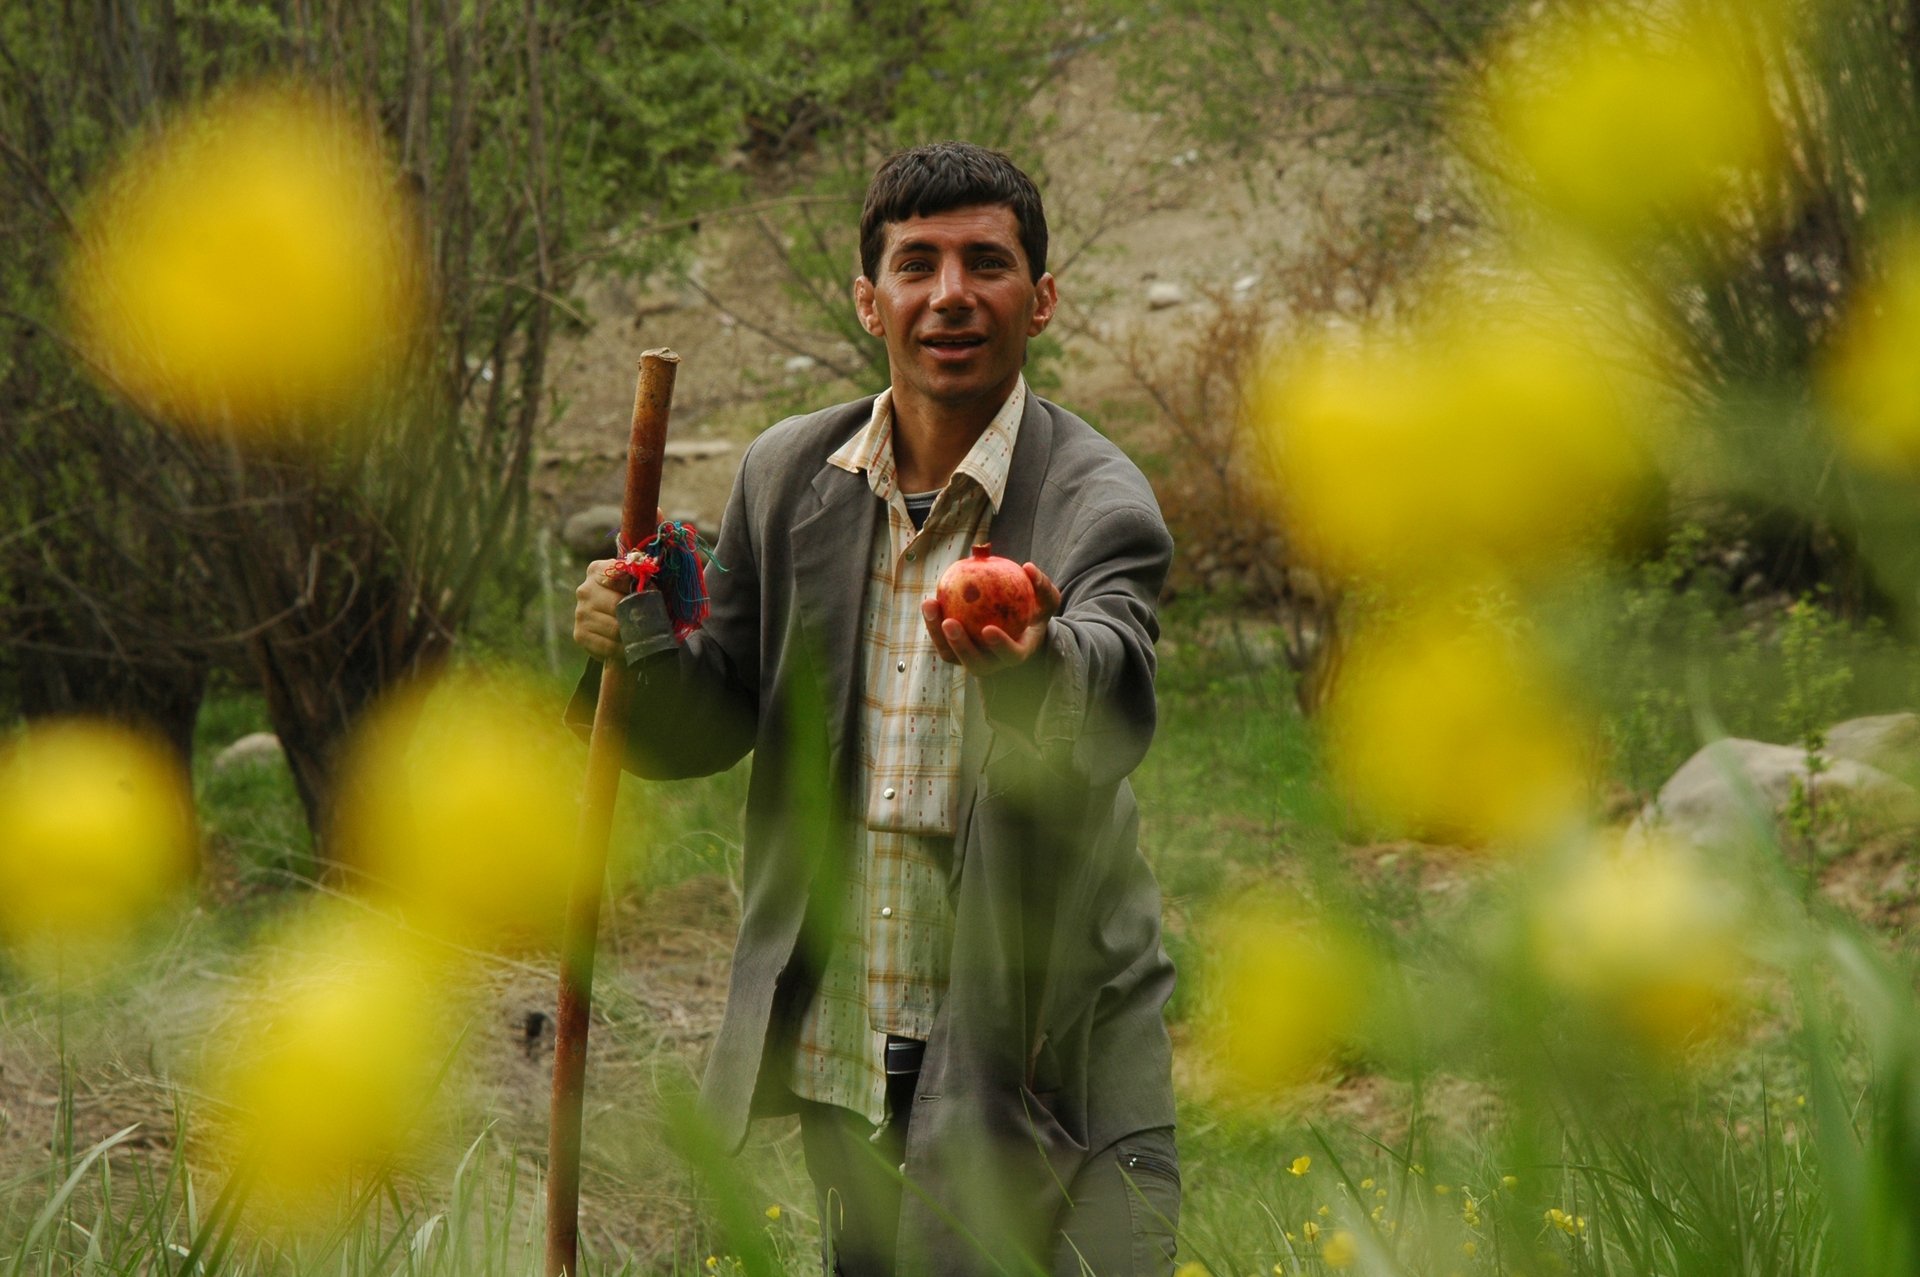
[797,1085,1180,1277]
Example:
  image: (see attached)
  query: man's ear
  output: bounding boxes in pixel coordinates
[1028,272,1059,337]
[853,275,885,339]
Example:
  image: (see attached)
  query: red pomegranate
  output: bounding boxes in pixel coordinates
[936,544,1038,645]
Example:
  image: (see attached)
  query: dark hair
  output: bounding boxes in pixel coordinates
[859,142,1048,283]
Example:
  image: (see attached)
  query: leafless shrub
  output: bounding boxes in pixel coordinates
[1100,195,1447,711]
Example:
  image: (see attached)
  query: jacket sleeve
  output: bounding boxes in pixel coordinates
[976,501,1170,788]
[563,446,762,779]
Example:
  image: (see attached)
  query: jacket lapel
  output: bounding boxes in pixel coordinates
[951,395,1054,874]
[790,453,880,770]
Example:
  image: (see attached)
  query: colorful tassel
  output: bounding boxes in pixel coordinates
[609,521,717,642]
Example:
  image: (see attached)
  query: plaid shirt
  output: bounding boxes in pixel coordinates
[788,378,1026,1125]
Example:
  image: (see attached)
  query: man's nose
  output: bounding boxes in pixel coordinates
[929,255,973,312]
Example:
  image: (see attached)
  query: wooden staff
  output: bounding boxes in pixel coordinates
[546,348,680,1277]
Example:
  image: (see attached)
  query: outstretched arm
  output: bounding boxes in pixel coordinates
[923,502,1171,787]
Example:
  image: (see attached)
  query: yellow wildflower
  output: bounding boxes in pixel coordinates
[1259,291,1651,591]
[1325,609,1588,847]
[64,83,423,434]
[1175,1264,1211,1277]
[1824,223,1920,471]
[334,672,580,951]
[1321,1231,1359,1269]
[1533,833,1750,1054]
[1202,900,1370,1092]
[1463,1241,1478,1257]
[1317,1205,1330,1218]
[1435,1184,1450,1195]
[206,917,447,1213]
[1302,1222,1321,1244]
[1290,1156,1312,1176]
[1502,1175,1519,1189]
[1359,1178,1373,1189]
[1481,5,1781,244]
[0,720,194,969]
[765,1205,781,1220]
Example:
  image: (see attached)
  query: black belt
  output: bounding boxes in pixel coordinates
[884,1035,925,1076]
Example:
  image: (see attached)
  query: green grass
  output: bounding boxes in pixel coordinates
[5,606,1920,1277]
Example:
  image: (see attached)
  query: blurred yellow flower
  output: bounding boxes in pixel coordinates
[1502,1175,1519,1189]
[1544,1208,1588,1236]
[1325,609,1588,847]
[1302,1222,1321,1244]
[1322,1230,1358,1269]
[1463,1241,1478,1257]
[1485,6,1780,243]
[1259,291,1650,589]
[66,83,422,434]
[0,720,194,966]
[1175,1264,1210,1277]
[1289,1156,1312,1176]
[1317,1205,1330,1218]
[210,920,445,1209]
[1533,834,1750,1054]
[1825,223,1920,471]
[1202,900,1370,1094]
[765,1205,781,1220]
[334,673,579,950]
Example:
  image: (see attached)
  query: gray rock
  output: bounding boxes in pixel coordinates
[1146,281,1188,309]
[562,505,623,557]
[1629,737,1916,850]
[213,732,284,773]
[1825,713,1920,774]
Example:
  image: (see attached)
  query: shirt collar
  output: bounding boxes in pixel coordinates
[827,377,1026,513]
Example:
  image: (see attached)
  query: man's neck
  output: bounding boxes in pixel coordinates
[889,372,1020,494]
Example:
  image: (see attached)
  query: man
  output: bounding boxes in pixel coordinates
[571,142,1178,1277]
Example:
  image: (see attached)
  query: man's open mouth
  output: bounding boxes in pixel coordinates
[921,334,987,352]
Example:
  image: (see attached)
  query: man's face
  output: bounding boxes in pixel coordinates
[854,204,1057,406]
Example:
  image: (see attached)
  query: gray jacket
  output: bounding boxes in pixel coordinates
[567,392,1176,1274]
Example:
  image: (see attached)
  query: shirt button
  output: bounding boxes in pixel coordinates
[896,660,906,673]
[906,551,915,561]
[880,906,893,918]
[883,786,896,799]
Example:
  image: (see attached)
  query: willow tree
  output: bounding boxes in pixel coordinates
[0,0,746,838]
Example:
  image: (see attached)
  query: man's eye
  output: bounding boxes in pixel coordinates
[898,260,932,273]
